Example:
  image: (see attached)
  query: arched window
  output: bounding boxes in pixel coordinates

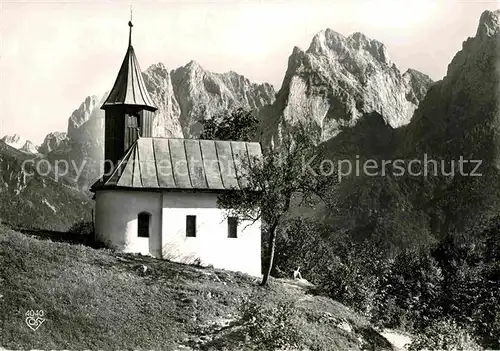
[138,212,151,238]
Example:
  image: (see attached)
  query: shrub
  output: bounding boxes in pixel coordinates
[239,293,301,350]
[408,318,482,351]
[68,220,94,236]
[275,218,390,316]
[373,247,443,331]
[67,220,106,248]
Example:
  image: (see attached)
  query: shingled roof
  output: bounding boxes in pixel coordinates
[101,21,157,111]
[91,138,263,192]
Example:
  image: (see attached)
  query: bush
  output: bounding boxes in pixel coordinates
[273,216,500,348]
[408,319,482,351]
[239,293,301,350]
[275,218,390,316]
[67,220,106,248]
[68,220,94,236]
[373,247,443,331]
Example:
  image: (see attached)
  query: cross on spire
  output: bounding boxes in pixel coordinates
[101,6,157,113]
[128,6,133,47]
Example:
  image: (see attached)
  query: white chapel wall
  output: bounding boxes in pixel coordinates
[95,190,262,277]
[161,192,262,277]
[94,190,162,256]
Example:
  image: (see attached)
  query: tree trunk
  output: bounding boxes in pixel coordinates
[261,223,278,286]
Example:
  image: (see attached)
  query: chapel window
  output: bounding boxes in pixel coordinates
[138,212,151,238]
[186,215,196,237]
[228,217,238,238]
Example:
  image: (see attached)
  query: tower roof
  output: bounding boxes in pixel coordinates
[101,19,157,112]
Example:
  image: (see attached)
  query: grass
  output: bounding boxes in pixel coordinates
[0,225,394,350]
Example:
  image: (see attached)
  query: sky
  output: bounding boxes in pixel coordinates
[0,0,498,145]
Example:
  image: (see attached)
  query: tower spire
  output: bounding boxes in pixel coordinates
[128,6,133,47]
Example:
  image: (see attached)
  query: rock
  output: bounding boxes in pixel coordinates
[19,141,39,154]
[67,95,101,140]
[402,68,434,104]
[381,329,413,350]
[38,132,68,155]
[399,9,500,233]
[136,264,149,274]
[337,320,353,333]
[1,134,27,150]
[322,10,500,243]
[476,9,500,38]
[1,134,39,154]
[261,28,433,143]
[36,62,274,191]
[171,60,275,137]
[182,297,198,304]
[143,63,183,138]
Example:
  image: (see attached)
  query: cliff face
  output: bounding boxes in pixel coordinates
[67,96,102,140]
[143,63,183,138]
[402,68,434,104]
[261,29,433,143]
[403,10,500,160]
[318,10,500,244]
[39,132,68,155]
[35,28,434,192]
[45,61,275,148]
[39,95,106,191]
[171,60,275,137]
[396,9,500,232]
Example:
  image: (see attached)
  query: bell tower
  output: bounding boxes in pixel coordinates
[101,14,157,175]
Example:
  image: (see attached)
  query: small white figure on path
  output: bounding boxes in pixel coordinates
[293,266,302,280]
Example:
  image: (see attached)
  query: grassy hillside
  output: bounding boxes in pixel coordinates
[0,226,394,350]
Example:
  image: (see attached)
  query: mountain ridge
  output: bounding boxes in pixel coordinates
[0,134,39,155]
[316,9,500,246]
[260,28,433,144]
[0,141,92,230]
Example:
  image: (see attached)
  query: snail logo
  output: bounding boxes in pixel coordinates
[25,310,45,331]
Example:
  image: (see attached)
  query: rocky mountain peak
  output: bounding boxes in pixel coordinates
[263,28,433,144]
[348,32,391,65]
[0,134,39,154]
[476,9,500,38]
[171,61,275,136]
[145,62,169,79]
[443,8,499,89]
[39,132,68,155]
[34,60,275,190]
[389,9,500,234]
[1,134,25,148]
[20,140,39,154]
[307,29,346,55]
[306,29,391,65]
[403,69,434,104]
[148,62,167,71]
[142,63,183,138]
[145,62,170,80]
[181,60,204,76]
[67,95,101,140]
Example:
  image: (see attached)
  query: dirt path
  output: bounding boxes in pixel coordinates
[381,329,412,350]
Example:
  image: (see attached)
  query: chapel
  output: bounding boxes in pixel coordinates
[90,18,262,277]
